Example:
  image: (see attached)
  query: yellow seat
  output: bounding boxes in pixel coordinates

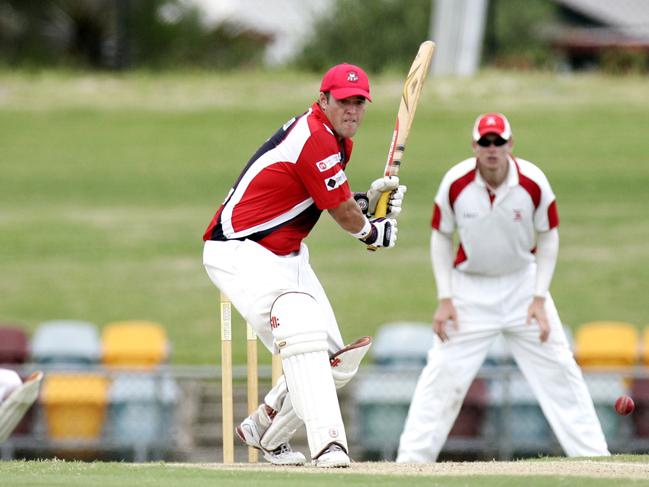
[102,321,169,368]
[575,321,639,367]
[41,373,109,439]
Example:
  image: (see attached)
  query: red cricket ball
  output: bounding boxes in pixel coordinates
[614,395,635,416]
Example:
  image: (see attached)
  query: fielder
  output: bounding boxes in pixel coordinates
[396,113,609,462]
[0,369,43,443]
[203,64,406,467]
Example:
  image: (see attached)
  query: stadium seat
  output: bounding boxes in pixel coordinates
[101,321,169,368]
[107,373,179,458]
[31,320,101,367]
[483,373,553,450]
[41,373,109,440]
[574,321,639,367]
[352,368,420,459]
[631,378,649,438]
[449,378,488,437]
[0,325,29,364]
[372,321,435,367]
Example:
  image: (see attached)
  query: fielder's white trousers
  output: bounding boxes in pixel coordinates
[396,264,609,463]
[203,239,345,409]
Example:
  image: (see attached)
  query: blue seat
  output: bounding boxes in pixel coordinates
[372,322,435,367]
[483,373,553,451]
[31,320,101,366]
[108,373,179,458]
[352,368,420,458]
[352,322,435,459]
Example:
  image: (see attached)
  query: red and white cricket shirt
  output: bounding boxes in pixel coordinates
[203,102,353,255]
[432,155,559,275]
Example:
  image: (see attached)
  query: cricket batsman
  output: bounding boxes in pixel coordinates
[202,63,406,467]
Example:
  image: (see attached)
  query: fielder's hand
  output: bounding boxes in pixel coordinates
[527,296,550,342]
[433,298,458,342]
[360,217,397,248]
[365,176,407,218]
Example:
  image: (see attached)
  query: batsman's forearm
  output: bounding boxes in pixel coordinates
[329,197,370,235]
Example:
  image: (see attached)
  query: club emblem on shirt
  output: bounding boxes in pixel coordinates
[347,71,358,82]
[270,316,280,329]
[513,209,523,221]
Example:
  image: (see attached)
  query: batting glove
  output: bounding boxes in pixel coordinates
[359,217,398,248]
[364,176,407,218]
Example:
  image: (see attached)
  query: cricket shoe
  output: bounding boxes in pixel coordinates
[236,416,306,466]
[313,443,350,468]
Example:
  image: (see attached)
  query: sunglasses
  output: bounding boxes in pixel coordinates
[477,137,508,147]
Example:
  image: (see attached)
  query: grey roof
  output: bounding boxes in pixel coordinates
[555,0,649,38]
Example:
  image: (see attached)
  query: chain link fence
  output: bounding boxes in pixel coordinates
[1,363,648,462]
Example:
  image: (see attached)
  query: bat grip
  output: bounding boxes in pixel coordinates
[366,192,391,251]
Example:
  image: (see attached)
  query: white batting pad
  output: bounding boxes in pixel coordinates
[259,392,303,451]
[271,292,348,457]
[282,351,347,457]
[0,371,43,443]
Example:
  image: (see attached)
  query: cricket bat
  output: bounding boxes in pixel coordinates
[368,40,435,250]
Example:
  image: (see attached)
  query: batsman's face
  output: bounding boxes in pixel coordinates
[320,93,366,138]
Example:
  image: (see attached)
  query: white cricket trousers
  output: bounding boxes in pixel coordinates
[397,264,609,462]
[203,239,345,408]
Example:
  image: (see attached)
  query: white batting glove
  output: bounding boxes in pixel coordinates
[360,217,398,248]
[386,184,407,218]
[366,176,407,218]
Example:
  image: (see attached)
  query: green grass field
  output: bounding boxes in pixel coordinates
[1,69,648,364]
[1,457,649,486]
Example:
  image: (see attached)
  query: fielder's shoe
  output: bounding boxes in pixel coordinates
[236,414,306,466]
[313,443,350,468]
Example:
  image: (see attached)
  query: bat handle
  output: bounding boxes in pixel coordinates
[366,192,391,251]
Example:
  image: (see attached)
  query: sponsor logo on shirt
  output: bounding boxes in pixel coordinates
[325,169,347,191]
[316,153,342,172]
[513,209,523,221]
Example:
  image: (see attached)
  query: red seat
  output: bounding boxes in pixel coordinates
[0,325,29,364]
[0,325,35,437]
[449,379,487,437]
[632,379,649,438]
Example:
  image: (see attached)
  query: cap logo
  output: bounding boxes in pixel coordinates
[486,116,497,126]
[347,71,358,83]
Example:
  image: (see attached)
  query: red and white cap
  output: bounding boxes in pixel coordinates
[472,112,512,141]
[320,63,372,102]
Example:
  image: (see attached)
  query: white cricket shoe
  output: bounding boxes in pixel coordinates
[236,416,306,466]
[313,444,350,468]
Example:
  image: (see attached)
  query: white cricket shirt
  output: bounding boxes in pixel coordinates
[432,156,559,276]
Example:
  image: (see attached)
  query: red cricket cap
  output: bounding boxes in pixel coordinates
[472,112,512,141]
[320,63,372,102]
